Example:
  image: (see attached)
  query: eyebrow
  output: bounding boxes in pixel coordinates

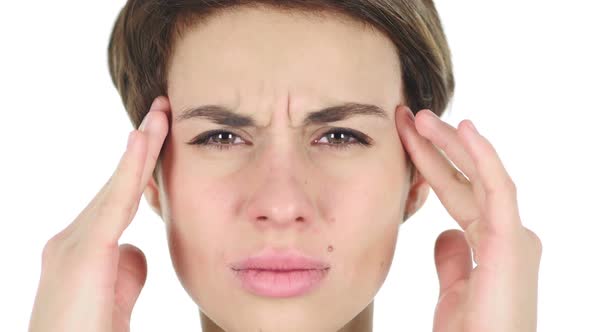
[174,102,389,128]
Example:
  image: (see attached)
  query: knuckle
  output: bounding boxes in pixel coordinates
[99,196,134,220]
[41,230,74,269]
[490,176,517,197]
[502,176,517,194]
[98,184,139,222]
[524,228,543,257]
[97,198,118,217]
[41,237,58,267]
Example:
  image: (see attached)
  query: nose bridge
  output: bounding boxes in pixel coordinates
[243,132,316,229]
[258,89,306,180]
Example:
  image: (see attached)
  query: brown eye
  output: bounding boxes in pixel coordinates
[209,132,241,145]
[188,130,247,151]
[313,128,372,150]
[188,128,372,152]
[318,131,355,145]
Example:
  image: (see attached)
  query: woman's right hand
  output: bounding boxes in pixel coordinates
[28,96,171,332]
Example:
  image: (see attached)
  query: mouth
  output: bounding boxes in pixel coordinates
[229,249,331,298]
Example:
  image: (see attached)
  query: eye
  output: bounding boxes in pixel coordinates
[312,128,373,150]
[188,129,248,151]
[187,128,372,151]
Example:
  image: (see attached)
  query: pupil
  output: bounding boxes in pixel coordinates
[330,132,346,144]
[217,133,233,144]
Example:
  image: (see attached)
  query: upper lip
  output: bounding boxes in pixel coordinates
[230,248,331,271]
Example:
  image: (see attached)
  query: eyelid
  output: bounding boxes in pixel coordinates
[314,127,372,146]
[188,127,373,150]
[188,128,249,145]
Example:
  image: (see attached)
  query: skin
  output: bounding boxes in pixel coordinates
[148,7,419,331]
[28,5,542,332]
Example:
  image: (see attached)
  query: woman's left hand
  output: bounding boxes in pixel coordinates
[395,105,543,332]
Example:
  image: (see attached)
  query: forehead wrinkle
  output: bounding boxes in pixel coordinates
[174,101,389,130]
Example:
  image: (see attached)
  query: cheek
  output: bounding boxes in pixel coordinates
[358,221,399,287]
[330,194,401,282]
[161,133,406,305]
[164,205,215,305]
[323,157,404,292]
[162,166,234,304]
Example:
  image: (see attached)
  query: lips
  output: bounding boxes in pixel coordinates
[230,250,331,271]
[229,249,331,297]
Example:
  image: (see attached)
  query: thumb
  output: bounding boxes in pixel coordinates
[434,229,472,299]
[113,243,148,328]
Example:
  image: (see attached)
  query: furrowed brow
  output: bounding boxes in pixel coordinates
[175,102,389,128]
[302,102,389,127]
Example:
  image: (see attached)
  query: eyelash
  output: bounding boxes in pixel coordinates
[188,128,373,151]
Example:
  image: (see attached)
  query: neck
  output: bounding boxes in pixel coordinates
[200,300,374,332]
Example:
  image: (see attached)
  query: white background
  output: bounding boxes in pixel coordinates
[1,1,589,331]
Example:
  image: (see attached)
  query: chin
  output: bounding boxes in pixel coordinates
[199,303,352,332]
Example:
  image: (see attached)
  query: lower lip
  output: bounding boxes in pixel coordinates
[231,268,330,298]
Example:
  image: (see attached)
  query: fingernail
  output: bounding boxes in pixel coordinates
[139,98,161,132]
[421,109,437,120]
[139,112,150,132]
[150,97,162,111]
[404,106,415,122]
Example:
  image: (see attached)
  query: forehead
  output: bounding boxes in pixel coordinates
[167,5,403,124]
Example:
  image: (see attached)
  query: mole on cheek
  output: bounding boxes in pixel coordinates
[327,245,334,253]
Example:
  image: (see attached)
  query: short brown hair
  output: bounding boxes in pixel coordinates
[107,0,455,183]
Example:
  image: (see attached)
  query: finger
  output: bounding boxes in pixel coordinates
[137,96,170,191]
[457,120,522,232]
[432,229,472,332]
[414,109,486,207]
[113,244,148,328]
[90,128,148,244]
[434,229,472,297]
[84,97,170,244]
[396,105,479,230]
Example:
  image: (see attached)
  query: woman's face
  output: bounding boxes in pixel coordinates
[149,5,420,332]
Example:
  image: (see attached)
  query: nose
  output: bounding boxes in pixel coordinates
[243,143,317,231]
